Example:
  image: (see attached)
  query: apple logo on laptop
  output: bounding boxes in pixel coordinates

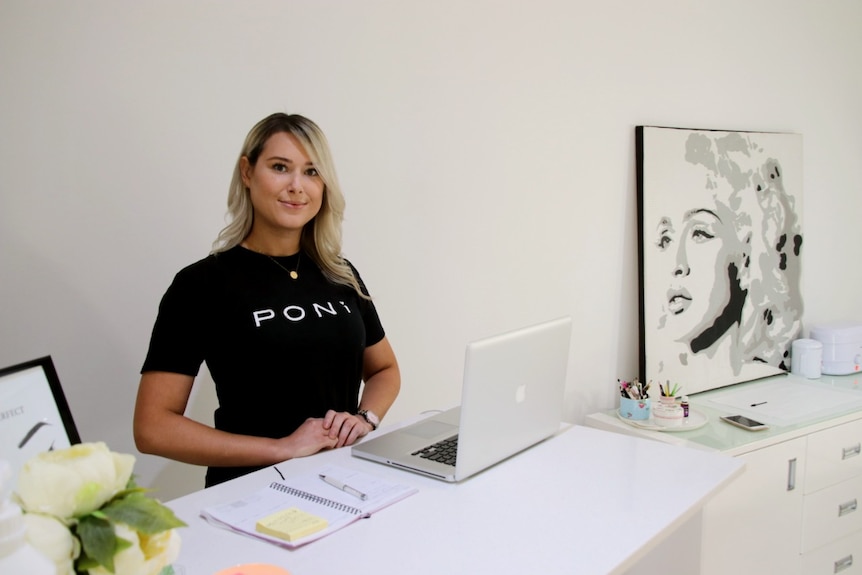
[515,383,527,403]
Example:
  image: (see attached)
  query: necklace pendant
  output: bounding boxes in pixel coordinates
[263,252,300,280]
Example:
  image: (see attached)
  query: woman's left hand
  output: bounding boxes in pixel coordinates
[322,410,373,448]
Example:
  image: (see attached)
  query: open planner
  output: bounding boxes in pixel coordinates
[200,464,418,548]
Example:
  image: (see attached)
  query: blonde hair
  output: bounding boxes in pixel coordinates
[213,113,368,298]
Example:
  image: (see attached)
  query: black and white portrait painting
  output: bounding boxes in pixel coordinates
[637,126,803,395]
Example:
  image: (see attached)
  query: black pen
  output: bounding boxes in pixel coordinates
[750,401,767,407]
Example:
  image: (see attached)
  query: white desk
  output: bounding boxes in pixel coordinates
[586,373,862,574]
[166,425,742,575]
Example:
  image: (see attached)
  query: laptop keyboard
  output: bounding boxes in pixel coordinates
[412,435,458,467]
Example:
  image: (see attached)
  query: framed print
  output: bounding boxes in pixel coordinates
[0,356,80,485]
[636,126,803,395]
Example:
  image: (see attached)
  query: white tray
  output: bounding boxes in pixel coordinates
[616,408,708,432]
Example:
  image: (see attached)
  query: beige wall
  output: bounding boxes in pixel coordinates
[2,0,860,499]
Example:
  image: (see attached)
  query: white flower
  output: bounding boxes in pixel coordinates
[23,512,80,575]
[140,528,182,574]
[16,442,135,518]
[14,442,183,575]
[86,523,181,575]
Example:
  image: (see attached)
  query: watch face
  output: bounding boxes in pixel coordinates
[360,410,379,427]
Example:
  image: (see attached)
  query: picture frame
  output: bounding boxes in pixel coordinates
[0,356,80,484]
[636,126,804,395]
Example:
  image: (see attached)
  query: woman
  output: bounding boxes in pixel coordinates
[134,113,400,486]
[650,131,802,388]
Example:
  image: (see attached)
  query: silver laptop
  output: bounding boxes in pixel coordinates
[352,316,572,482]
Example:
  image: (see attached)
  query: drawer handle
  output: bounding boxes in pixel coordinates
[835,554,853,573]
[842,444,861,459]
[838,499,858,517]
[787,458,797,491]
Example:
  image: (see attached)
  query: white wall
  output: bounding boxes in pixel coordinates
[2,0,860,500]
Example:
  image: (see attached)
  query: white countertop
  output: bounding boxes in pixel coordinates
[166,424,742,575]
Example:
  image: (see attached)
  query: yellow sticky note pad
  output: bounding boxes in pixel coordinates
[255,507,328,542]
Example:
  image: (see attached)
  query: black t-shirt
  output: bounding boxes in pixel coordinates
[141,246,385,485]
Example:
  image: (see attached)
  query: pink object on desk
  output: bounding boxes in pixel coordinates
[213,564,292,575]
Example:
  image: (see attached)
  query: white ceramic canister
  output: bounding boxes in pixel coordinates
[791,338,823,379]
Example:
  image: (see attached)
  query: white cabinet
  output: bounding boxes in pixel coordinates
[585,374,862,575]
[699,425,862,574]
[700,437,805,575]
[802,420,862,572]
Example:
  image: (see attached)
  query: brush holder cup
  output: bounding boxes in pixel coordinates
[619,397,651,421]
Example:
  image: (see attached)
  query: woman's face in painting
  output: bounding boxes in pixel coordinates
[654,165,743,347]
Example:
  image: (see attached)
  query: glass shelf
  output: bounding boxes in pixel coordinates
[599,371,862,454]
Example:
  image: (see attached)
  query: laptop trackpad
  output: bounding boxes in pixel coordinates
[405,420,457,440]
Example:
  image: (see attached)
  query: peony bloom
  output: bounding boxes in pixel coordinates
[23,512,81,575]
[16,442,135,518]
[86,523,181,575]
[15,442,184,575]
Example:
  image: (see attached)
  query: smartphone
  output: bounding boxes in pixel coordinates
[720,414,769,431]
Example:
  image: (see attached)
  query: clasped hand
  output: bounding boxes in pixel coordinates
[288,410,373,459]
[323,409,373,448]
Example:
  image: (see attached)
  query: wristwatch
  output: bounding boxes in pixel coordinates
[357,409,380,430]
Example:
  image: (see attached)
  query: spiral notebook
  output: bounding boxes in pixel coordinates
[200,464,418,548]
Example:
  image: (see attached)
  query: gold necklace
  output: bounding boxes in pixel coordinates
[266,253,301,280]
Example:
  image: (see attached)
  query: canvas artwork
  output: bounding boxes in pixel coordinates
[0,356,80,487]
[636,126,804,396]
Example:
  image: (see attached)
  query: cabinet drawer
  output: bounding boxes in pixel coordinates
[802,531,862,575]
[803,476,862,553]
[807,420,862,494]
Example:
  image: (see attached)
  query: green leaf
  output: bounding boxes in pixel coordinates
[76,515,132,572]
[101,493,186,534]
[76,553,100,571]
[107,486,149,504]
